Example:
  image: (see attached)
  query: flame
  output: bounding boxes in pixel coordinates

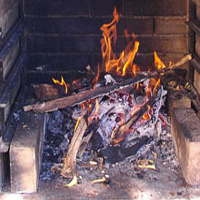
[100,7,139,76]
[68,8,168,147]
[143,105,151,120]
[132,64,138,76]
[154,51,166,71]
[74,117,81,132]
[122,41,140,76]
[153,78,161,94]
[52,76,68,94]
[92,64,100,89]
[100,7,119,73]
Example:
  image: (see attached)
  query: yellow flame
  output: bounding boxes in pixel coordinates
[74,117,81,132]
[154,51,166,71]
[52,76,68,94]
[122,41,140,76]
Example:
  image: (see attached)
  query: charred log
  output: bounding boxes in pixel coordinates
[23,74,150,113]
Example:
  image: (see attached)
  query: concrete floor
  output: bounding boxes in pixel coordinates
[1,161,200,200]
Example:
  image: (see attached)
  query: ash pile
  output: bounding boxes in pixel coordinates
[40,73,179,185]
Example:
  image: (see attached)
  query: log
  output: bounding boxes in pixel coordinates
[24,74,149,113]
[33,84,59,101]
[23,54,192,113]
[61,116,87,177]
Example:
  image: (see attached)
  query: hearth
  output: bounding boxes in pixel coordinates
[2,0,200,198]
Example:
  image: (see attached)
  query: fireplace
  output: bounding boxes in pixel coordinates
[2,0,200,198]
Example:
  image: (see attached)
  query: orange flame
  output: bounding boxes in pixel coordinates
[100,7,139,76]
[154,51,166,71]
[100,7,119,73]
[122,41,140,76]
[52,76,68,94]
[143,105,151,120]
[92,64,100,89]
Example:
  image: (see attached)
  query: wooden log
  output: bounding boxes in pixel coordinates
[33,84,59,101]
[24,74,149,113]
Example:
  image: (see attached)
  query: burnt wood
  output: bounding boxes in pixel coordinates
[23,54,192,113]
[24,74,151,113]
[113,85,160,144]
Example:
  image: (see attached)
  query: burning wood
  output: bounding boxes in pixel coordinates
[37,7,192,184]
[23,73,149,113]
[23,53,191,113]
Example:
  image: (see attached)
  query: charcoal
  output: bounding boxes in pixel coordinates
[91,131,104,152]
[101,136,149,164]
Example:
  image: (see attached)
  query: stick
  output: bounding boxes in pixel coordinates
[168,54,192,70]
[61,116,87,177]
[24,74,148,113]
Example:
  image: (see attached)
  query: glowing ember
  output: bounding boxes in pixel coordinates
[52,76,68,94]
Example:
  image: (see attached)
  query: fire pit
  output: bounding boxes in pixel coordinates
[2,0,200,199]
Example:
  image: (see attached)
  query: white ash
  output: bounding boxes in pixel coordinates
[104,74,117,85]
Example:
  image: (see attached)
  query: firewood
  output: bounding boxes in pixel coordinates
[23,74,149,113]
[23,54,192,113]
[78,131,93,158]
[113,86,160,144]
[61,116,88,177]
[33,84,59,101]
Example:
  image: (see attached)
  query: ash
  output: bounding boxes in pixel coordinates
[40,83,179,181]
[40,108,76,180]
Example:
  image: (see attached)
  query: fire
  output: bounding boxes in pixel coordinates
[143,105,151,120]
[52,76,68,94]
[53,7,168,147]
[100,7,140,76]
[92,64,100,89]
[74,117,81,132]
[154,51,166,71]
[122,41,140,76]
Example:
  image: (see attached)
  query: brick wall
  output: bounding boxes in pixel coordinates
[24,0,189,84]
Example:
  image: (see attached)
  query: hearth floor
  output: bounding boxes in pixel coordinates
[1,160,200,200]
